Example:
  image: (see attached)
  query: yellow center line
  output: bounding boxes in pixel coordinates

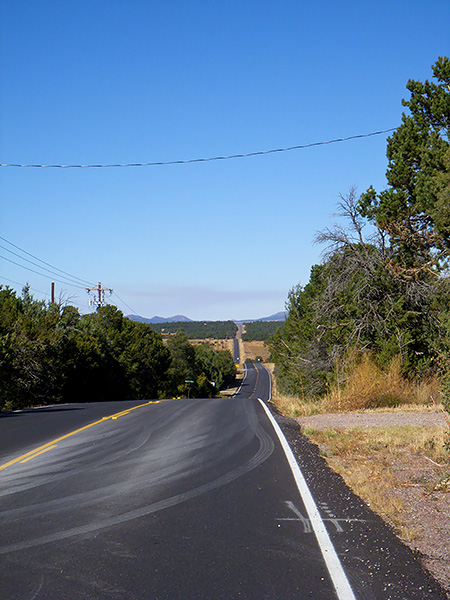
[249,366,260,399]
[0,400,160,472]
[20,445,58,464]
[111,410,132,420]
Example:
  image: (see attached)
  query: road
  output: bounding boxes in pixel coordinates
[233,333,240,364]
[0,363,447,599]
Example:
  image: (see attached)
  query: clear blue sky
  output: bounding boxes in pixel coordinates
[1,1,449,320]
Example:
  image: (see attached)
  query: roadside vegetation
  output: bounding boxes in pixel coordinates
[266,59,450,588]
[304,425,450,538]
[267,57,450,433]
[272,353,442,417]
[0,289,236,411]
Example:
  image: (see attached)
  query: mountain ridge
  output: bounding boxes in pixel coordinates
[127,311,287,324]
[127,314,193,324]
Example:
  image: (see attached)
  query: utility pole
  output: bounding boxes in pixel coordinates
[86,282,113,308]
[51,282,55,304]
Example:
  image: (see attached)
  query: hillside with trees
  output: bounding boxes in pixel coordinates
[146,320,237,340]
[242,320,283,341]
[268,57,450,418]
[0,288,236,411]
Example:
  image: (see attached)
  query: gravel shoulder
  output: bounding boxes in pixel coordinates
[294,408,450,594]
[296,408,448,430]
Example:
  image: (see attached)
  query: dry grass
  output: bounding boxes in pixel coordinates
[242,340,271,362]
[273,393,330,417]
[303,425,450,539]
[275,353,450,590]
[308,425,449,465]
[273,352,450,540]
[274,392,390,417]
[328,354,440,411]
[274,394,447,418]
[273,353,441,416]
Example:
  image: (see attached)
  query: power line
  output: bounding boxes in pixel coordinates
[0,243,93,289]
[0,275,50,298]
[112,291,139,316]
[0,274,87,308]
[1,273,137,314]
[0,128,396,169]
[0,255,87,290]
[0,236,94,286]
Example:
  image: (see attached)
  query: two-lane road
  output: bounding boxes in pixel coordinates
[235,361,271,401]
[0,365,446,599]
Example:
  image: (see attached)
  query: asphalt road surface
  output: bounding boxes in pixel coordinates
[233,337,240,364]
[0,363,447,599]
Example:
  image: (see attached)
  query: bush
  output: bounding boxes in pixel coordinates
[325,352,439,411]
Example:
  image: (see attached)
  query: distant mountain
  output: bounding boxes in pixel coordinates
[235,311,288,324]
[127,314,193,324]
[127,311,287,325]
[258,311,288,322]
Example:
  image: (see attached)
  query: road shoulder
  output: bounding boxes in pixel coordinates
[265,401,450,599]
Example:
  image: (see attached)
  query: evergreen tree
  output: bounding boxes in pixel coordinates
[359,57,450,275]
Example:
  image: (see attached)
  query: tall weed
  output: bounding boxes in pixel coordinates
[273,352,440,415]
[324,353,438,411]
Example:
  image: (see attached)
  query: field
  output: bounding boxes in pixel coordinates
[241,340,271,362]
[190,338,234,354]
[190,338,271,365]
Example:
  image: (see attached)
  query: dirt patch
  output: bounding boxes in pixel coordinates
[295,410,450,593]
[389,453,450,592]
[297,409,448,430]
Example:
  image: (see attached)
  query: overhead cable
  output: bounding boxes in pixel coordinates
[112,291,139,316]
[0,255,87,290]
[0,244,92,289]
[0,235,95,287]
[0,275,87,309]
[0,128,397,169]
[0,275,50,298]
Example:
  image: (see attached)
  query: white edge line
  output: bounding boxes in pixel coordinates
[257,398,357,600]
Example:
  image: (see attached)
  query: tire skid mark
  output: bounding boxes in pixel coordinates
[0,400,274,555]
[0,402,194,500]
[0,420,253,521]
